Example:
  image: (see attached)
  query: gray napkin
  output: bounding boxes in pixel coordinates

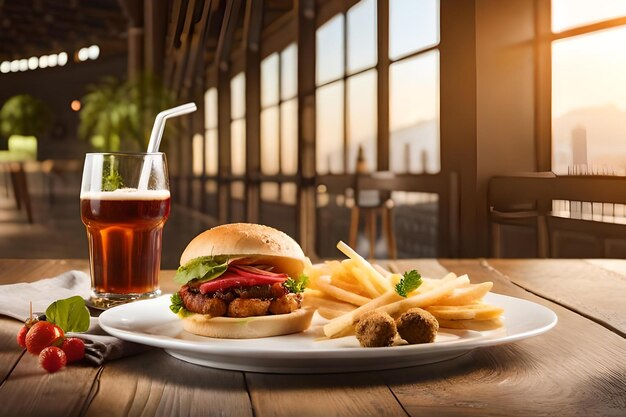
[0,270,151,365]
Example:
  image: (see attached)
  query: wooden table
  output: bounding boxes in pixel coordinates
[0,258,624,417]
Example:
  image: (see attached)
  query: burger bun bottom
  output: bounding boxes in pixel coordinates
[182,308,315,339]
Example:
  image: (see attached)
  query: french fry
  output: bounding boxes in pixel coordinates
[435,282,493,306]
[346,263,382,298]
[303,292,356,313]
[318,307,351,320]
[373,263,392,278]
[376,275,471,317]
[437,318,503,331]
[314,276,372,306]
[337,241,392,292]
[426,303,504,321]
[323,290,403,338]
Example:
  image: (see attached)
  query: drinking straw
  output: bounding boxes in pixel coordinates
[138,102,197,190]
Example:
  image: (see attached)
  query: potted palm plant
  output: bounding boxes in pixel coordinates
[79,74,176,152]
[0,94,52,160]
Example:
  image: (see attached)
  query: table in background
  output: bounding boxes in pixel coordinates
[0,258,624,417]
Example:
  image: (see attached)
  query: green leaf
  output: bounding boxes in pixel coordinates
[45,296,90,333]
[395,270,422,297]
[283,274,309,294]
[174,256,229,285]
[169,292,192,317]
[102,155,124,191]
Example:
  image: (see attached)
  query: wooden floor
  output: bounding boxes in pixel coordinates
[0,191,216,269]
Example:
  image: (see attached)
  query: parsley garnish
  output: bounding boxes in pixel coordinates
[102,156,124,191]
[284,274,309,294]
[169,292,192,317]
[395,270,422,297]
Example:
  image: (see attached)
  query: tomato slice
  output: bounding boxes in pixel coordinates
[198,266,288,294]
[230,264,288,279]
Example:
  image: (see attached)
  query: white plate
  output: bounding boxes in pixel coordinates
[99,293,557,373]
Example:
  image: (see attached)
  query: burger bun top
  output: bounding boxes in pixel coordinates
[180,223,308,277]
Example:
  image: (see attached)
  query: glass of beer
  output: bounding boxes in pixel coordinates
[80,153,171,308]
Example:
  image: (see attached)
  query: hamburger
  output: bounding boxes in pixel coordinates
[169,223,313,338]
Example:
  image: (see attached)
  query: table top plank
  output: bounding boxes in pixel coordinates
[381,259,626,417]
[0,353,100,417]
[0,318,25,384]
[0,259,625,417]
[246,373,408,417]
[85,350,253,417]
[486,258,626,336]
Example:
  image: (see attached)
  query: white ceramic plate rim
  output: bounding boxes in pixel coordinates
[99,292,557,360]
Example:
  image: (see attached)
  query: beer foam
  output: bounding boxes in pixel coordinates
[80,188,171,200]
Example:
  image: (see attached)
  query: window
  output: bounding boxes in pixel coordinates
[204,87,218,176]
[315,0,378,174]
[230,72,246,200]
[314,0,440,175]
[389,0,440,173]
[260,43,298,203]
[551,1,626,176]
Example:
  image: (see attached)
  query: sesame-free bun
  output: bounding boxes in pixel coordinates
[182,308,315,339]
[179,223,308,277]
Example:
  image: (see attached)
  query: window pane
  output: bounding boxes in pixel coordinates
[552,26,626,176]
[389,0,439,60]
[261,107,280,175]
[316,15,344,85]
[281,99,298,175]
[282,183,297,205]
[205,88,218,129]
[231,72,246,119]
[552,0,626,33]
[192,133,203,176]
[347,69,377,173]
[205,128,218,175]
[261,53,279,108]
[261,182,279,201]
[231,119,246,175]
[390,50,440,173]
[347,0,377,74]
[281,43,298,100]
[316,80,344,174]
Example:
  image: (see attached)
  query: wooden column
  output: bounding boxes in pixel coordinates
[296,0,317,254]
[376,0,390,171]
[243,1,263,223]
[118,0,144,78]
[215,0,243,223]
[217,68,232,224]
[534,0,552,172]
[143,0,167,77]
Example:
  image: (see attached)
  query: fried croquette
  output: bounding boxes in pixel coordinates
[353,310,397,347]
[396,308,439,344]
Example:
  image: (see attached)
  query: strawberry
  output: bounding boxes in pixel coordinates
[39,346,67,373]
[16,326,29,348]
[61,338,85,363]
[25,321,65,354]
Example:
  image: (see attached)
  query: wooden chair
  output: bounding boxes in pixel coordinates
[548,176,626,258]
[347,173,397,259]
[488,173,554,258]
[5,161,34,223]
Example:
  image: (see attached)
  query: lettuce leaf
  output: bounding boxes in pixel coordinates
[169,292,192,317]
[174,256,229,285]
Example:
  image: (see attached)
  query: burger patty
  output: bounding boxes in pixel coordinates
[179,283,302,318]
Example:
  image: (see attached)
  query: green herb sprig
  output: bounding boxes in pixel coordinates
[395,270,422,297]
[284,274,309,294]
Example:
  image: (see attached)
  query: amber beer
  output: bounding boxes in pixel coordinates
[80,189,171,297]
